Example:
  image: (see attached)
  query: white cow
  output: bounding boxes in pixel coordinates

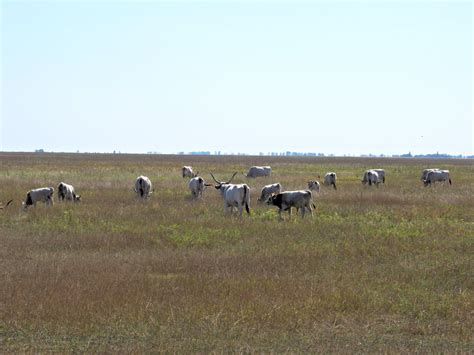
[182,166,197,178]
[362,169,385,185]
[211,172,250,216]
[266,190,315,219]
[307,180,320,192]
[257,183,282,202]
[323,172,337,190]
[421,168,440,181]
[366,170,382,186]
[57,182,81,202]
[134,176,153,199]
[188,176,212,199]
[423,170,452,186]
[243,166,271,178]
[23,187,54,209]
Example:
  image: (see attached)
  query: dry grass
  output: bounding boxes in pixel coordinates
[0,152,473,352]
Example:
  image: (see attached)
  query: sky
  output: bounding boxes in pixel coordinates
[1,1,472,156]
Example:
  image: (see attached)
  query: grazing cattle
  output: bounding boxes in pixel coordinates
[257,183,282,202]
[323,172,337,190]
[243,166,271,178]
[423,170,451,186]
[23,187,54,209]
[362,169,385,185]
[182,166,197,178]
[367,170,382,186]
[421,168,440,181]
[267,190,315,219]
[134,176,153,199]
[188,176,212,199]
[307,180,320,192]
[57,182,81,202]
[211,172,250,216]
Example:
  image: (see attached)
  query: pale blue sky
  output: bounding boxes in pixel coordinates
[1,1,472,155]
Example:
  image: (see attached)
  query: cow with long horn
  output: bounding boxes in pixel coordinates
[0,199,13,210]
[210,172,251,216]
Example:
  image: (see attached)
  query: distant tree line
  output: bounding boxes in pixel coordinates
[32,149,473,158]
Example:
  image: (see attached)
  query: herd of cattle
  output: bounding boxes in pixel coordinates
[13,165,453,219]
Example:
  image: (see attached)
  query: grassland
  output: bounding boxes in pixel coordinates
[0,152,473,352]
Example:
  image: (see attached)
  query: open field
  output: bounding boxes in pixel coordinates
[1,152,473,352]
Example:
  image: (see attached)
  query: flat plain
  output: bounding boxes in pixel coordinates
[1,152,473,352]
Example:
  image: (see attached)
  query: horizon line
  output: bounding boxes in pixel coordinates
[1,150,473,159]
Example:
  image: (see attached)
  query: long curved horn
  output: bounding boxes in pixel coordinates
[227,172,238,184]
[210,173,220,184]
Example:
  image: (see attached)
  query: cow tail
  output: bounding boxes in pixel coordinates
[243,185,250,215]
[449,178,452,185]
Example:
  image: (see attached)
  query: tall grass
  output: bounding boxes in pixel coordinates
[1,153,473,351]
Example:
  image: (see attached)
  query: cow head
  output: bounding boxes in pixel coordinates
[266,193,282,207]
[210,172,237,189]
[307,180,320,192]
